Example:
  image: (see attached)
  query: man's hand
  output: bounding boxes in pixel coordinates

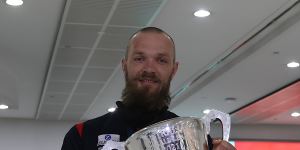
[212,139,236,150]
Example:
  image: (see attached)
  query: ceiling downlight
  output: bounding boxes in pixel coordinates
[6,0,23,6]
[291,112,300,117]
[0,104,9,109]
[287,61,299,68]
[194,9,210,18]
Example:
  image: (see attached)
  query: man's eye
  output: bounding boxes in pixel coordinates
[134,57,144,62]
[158,58,168,64]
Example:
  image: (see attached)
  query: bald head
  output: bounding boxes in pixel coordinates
[125,27,176,62]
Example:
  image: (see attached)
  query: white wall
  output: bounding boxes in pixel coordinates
[0,118,75,150]
[203,123,300,142]
[230,124,300,141]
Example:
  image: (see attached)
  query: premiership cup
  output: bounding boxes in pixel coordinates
[124,109,230,150]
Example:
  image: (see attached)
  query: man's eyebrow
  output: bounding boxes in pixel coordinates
[132,51,144,55]
[157,52,171,58]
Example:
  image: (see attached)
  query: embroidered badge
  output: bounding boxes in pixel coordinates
[97,134,120,147]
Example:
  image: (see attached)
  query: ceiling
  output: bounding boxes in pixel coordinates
[0,0,299,127]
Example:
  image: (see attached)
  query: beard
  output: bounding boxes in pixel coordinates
[121,70,172,112]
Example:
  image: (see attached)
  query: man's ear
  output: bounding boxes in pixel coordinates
[121,58,127,73]
[171,61,179,79]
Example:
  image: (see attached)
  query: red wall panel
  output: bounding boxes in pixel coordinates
[234,141,300,150]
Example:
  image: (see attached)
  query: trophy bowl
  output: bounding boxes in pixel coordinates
[125,110,230,150]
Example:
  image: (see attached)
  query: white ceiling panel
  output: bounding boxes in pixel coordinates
[40,103,64,113]
[50,66,81,81]
[98,34,130,50]
[44,93,69,105]
[75,82,104,95]
[89,50,124,67]
[64,104,89,113]
[38,111,61,120]
[105,26,139,35]
[69,94,97,105]
[81,68,113,82]
[110,0,163,26]
[55,48,89,66]
[98,27,138,49]
[47,81,75,93]
[38,102,65,120]
[60,24,101,48]
[61,112,85,120]
[67,0,114,24]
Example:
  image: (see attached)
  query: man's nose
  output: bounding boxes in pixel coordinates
[143,59,156,73]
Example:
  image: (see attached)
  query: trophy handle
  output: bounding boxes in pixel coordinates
[202,109,231,141]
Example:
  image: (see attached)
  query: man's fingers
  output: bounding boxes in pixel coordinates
[212,139,237,150]
[212,139,222,144]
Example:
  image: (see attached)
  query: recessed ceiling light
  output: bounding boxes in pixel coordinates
[291,112,300,117]
[194,9,211,18]
[6,0,23,6]
[203,109,211,114]
[287,61,299,68]
[0,104,9,109]
[107,107,116,112]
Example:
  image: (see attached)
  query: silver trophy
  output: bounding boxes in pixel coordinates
[102,109,230,150]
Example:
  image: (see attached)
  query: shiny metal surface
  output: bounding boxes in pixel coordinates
[125,117,208,150]
[125,110,231,150]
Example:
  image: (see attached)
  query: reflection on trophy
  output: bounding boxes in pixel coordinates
[124,109,231,150]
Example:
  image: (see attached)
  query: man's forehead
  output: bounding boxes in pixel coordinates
[126,31,176,61]
[131,32,173,48]
[131,31,172,41]
[131,50,171,57]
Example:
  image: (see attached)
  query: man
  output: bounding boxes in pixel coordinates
[61,27,236,150]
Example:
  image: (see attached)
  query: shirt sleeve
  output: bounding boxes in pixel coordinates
[61,126,84,150]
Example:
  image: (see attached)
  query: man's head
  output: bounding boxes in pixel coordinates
[121,27,179,111]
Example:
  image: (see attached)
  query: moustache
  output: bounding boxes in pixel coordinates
[135,71,161,83]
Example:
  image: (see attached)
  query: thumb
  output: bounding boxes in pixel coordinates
[212,139,222,145]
